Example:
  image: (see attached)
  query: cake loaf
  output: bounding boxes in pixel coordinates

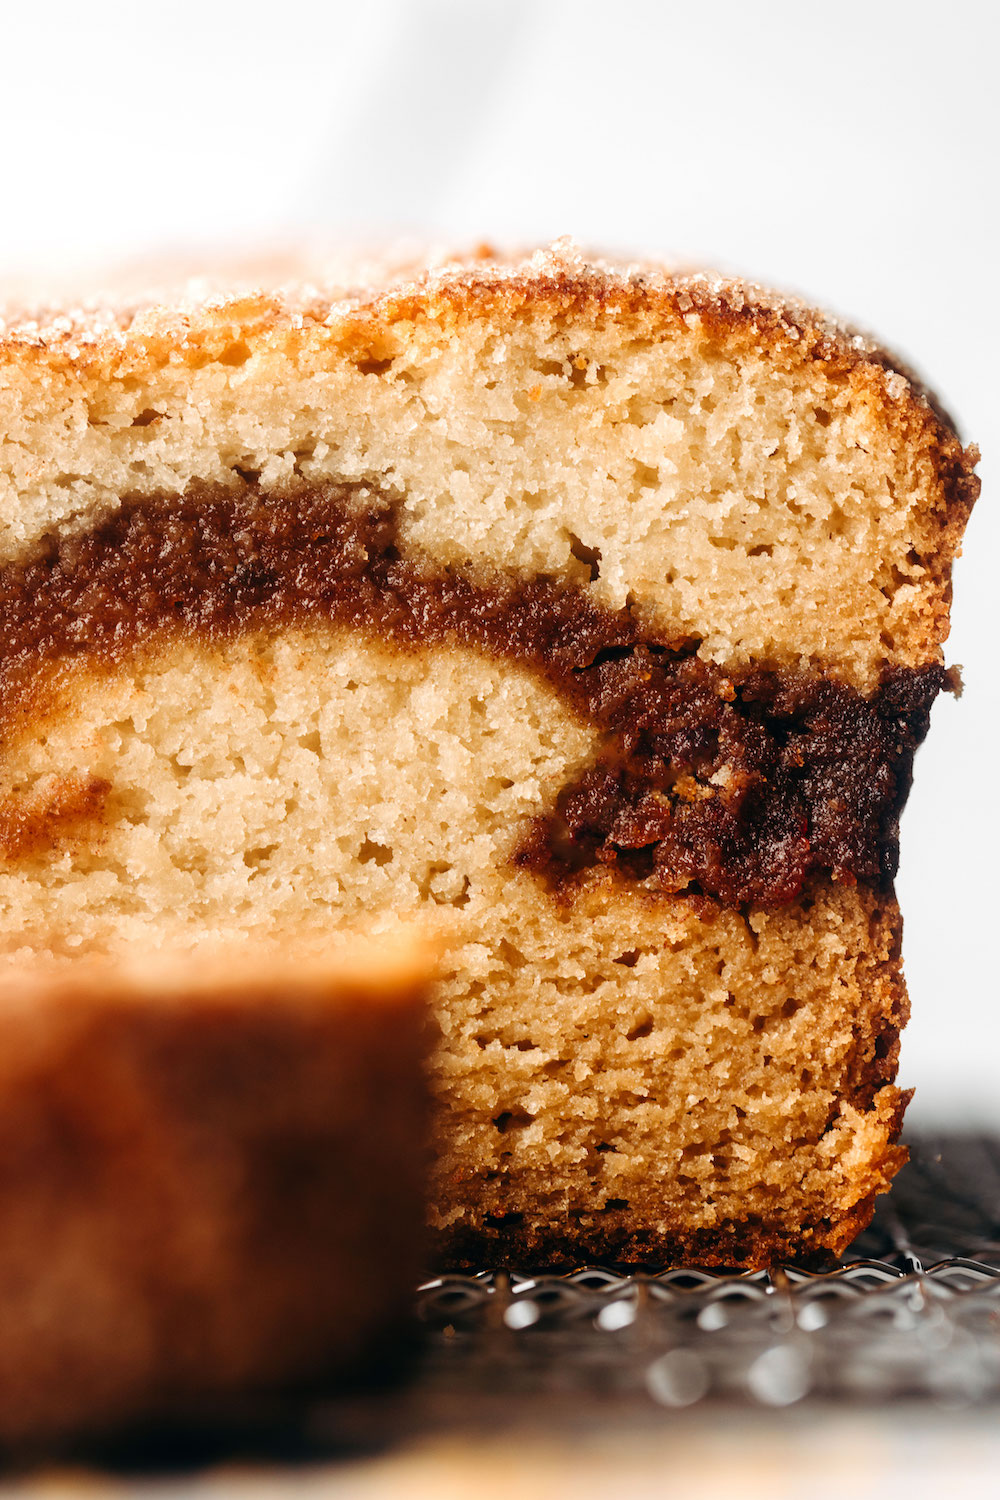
[0,936,430,1451]
[0,243,978,1268]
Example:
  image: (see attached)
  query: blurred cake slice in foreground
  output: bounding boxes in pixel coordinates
[0,242,978,1269]
[0,934,431,1451]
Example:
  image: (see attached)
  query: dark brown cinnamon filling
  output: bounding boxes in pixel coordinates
[0,479,945,908]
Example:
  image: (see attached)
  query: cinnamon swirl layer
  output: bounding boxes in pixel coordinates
[0,480,944,910]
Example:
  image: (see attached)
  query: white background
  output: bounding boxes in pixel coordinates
[0,0,995,1121]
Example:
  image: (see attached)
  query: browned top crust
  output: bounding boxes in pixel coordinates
[0,239,976,444]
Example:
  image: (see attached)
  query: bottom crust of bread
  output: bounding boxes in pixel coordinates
[431,1088,909,1271]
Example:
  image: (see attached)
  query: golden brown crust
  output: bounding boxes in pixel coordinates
[0,940,432,1451]
[0,241,972,437]
[0,238,978,427]
[838,897,909,1115]
[0,241,977,505]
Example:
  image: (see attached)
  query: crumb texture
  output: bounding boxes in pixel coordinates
[0,631,909,1265]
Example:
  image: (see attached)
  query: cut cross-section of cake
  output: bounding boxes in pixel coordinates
[0,242,978,1268]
